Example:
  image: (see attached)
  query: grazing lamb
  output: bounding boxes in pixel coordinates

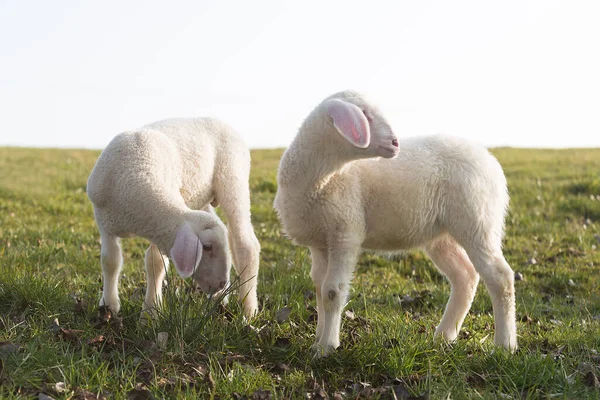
[274,91,517,356]
[87,118,261,320]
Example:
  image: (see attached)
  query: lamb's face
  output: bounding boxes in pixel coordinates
[192,223,231,295]
[324,92,399,159]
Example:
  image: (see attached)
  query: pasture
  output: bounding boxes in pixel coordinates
[1,146,600,398]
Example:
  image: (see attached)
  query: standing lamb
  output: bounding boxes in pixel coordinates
[87,118,261,320]
[274,91,517,356]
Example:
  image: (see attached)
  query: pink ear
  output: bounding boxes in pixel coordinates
[169,223,202,278]
[326,98,370,148]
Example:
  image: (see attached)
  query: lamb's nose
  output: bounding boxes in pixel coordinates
[391,139,399,148]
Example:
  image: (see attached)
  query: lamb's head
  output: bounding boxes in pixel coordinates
[320,91,399,159]
[169,212,231,295]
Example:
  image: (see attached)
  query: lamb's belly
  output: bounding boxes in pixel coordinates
[280,213,327,248]
[362,224,442,251]
[362,235,423,252]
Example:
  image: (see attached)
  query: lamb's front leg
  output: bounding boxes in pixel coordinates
[99,232,123,313]
[312,244,360,357]
[140,244,169,323]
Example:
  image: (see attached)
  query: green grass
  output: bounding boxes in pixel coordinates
[1,146,600,399]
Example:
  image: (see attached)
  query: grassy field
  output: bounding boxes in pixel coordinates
[1,146,600,399]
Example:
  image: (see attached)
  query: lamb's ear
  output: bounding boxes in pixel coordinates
[325,98,370,148]
[169,223,202,278]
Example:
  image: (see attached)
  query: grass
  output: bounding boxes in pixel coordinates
[1,145,600,399]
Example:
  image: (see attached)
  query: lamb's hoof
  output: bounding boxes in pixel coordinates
[210,290,229,305]
[494,335,518,354]
[242,298,259,320]
[311,342,336,359]
[99,300,120,316]
[433,327,458,343]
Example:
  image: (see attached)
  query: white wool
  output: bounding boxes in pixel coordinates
[87,118,260,319]
[274,91,517,355]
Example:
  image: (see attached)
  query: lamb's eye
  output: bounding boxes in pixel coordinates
[202,244,213,252]
[362,110,373,122]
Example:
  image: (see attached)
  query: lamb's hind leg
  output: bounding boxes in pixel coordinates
[465,245,517,352]
[140,244,169,323]
[425,237,479,342]
[99,231,123,313]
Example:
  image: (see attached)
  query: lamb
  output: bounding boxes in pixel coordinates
[274,90,517,356]
[87,118,261,320]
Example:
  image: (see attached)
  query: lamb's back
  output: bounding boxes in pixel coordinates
[358,134,507,249]
[142,118,249,208]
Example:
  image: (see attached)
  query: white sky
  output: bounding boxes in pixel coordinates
[1,0,599,149]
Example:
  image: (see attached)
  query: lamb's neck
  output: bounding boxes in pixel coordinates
[140,201,187,253]
[281,132,353,194]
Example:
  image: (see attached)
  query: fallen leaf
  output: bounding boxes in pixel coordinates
[344,310,355,321]
[136,340,158,354]
[51,318,61,334]
[528,258,537,265]
[311,385,328,399]
[251,389,272,399]
[205,371,216,392]
[218,352,246,367]
[274,337,292,347]
[177,373,195,387]
[127,383,154,400]
[46,382,68,395]
[74,387,107,400]
[520,315,532,323]
[186,363,208,378]
[156,332,168,350]
[136,361,154,385]
[514,272,524,281]
[0,342,19,356]
[306,305,318,323]
[271,363,290,374]
[584,371,600,389]
[391,384,415,399]
[74,298,88,314]
[58,328,85,343]
[87,335,106,346]
[94,306,124,331]
[98,306,112,322]
[276,306,292,323]
[156,377,177,390]
[466,373,486,387]
[545,248,585,263]
[247,322,269,334]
